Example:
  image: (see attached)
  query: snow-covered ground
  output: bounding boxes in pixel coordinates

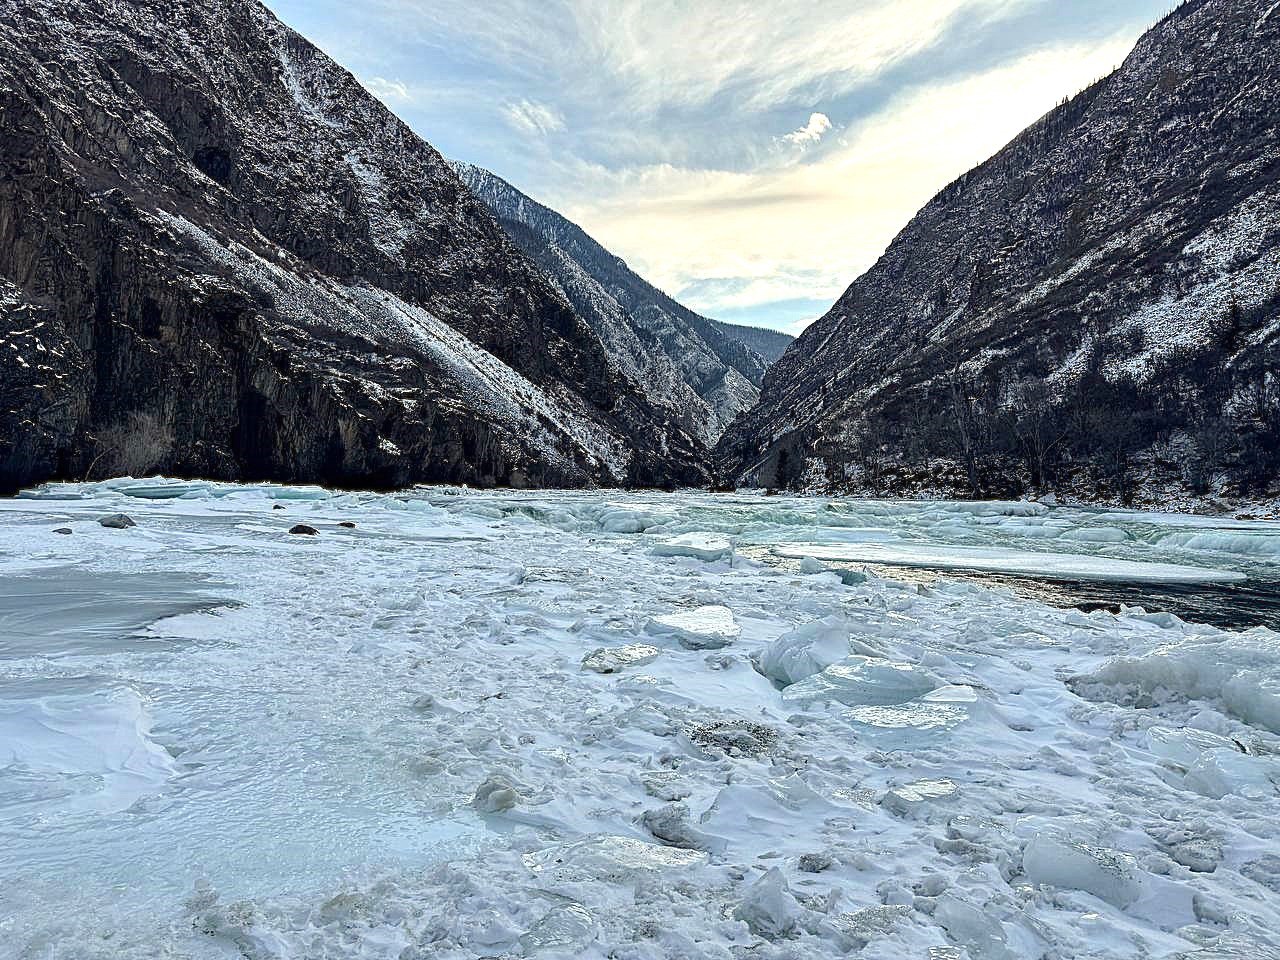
[2,480,1279,959]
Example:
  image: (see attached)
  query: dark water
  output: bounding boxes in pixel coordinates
[857,564,1280,632]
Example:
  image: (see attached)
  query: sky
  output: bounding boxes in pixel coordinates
[263,0,1177,332]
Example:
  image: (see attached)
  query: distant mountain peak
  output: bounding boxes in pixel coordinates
[452,161,793,444]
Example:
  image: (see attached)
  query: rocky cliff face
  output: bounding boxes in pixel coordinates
[0,0,709,494]
[719,0,1280,503]
[453,162,774,445]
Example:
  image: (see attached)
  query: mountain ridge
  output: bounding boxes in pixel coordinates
[0,0,709,493]
[452,161,789,444]
[717,0,1280,504]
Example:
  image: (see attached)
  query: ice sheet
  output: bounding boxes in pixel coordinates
[0,479,1277,960]
[772,540,1247,584]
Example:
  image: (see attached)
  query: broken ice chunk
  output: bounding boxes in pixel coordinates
[1146,726,1242,768]
[638,802,726,854]
[933,895,1016,960]
[645,605,740,650]
[471,774,523,813]
[581,643,660,674]
[731,868,804,939]
[844,686,984,746]
[518,902,596,955]
[756,616,866,686]
[1022,834,1147,907]
[651,533,733,562]
[1080,633,1280,733]
[1183,749,1278,799]
[782,655,941,707]
[797,557,869,584]
[882,778,959,818]
[831,904,910,949]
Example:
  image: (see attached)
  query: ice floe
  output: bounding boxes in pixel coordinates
[650,532,733,562]
[773,541,1246,584]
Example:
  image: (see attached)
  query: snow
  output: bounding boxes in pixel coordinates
[2,481,1279,959]
[0,681,179,815]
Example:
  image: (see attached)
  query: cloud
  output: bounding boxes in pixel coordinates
[503,98,567,137]
[554,32,1141,330]
[370,0,1023,115]
[781,112,832,147]
[264,0,1178,330]
[362,76,411,103]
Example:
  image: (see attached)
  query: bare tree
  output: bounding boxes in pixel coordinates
[85,411,173,480]
[1005,382,1067,490]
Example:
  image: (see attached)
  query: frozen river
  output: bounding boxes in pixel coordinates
[1,480,1278,959]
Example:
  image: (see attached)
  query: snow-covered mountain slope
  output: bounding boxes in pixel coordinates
[453,162,775,444]
[719,0,1280,503]
[0,0,709,494]
[717,322,794,364]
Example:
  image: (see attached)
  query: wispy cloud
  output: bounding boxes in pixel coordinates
[555,33,1143,324]
[264,0,1178,329]
[362,76,411,103]
[503,98,567,137]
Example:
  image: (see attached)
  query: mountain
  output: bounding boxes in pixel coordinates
[452,162,776,444]
[0,0,709,495]
[715,322,793,364]
[719,0,1280,504]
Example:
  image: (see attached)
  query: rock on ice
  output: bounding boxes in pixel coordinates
[646,605,740,649]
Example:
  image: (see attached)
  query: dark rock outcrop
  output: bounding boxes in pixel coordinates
[720,0,1280,501]
[0,0,709,494]
[453,162,778,444]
